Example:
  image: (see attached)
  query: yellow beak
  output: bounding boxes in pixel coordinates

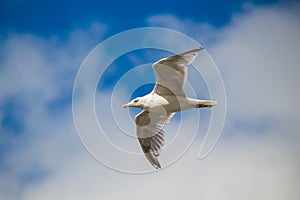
[122,103,129,108]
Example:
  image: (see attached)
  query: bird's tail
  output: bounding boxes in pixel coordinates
[195,100,217,108]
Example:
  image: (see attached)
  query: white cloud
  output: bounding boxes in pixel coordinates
[211,4,300,121]
[0,22,106,199]
[1,3,300,200]
[147,14,219,45]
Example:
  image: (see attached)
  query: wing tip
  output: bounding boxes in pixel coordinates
[197,46,204,51]
[154,163,161,169]
[152,160,161,169]
[177,47,204,60]
[190,46,204,53]
[144,152,162,169]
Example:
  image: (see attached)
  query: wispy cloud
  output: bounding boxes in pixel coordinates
[147,14,219,45]
[0,22,106,199]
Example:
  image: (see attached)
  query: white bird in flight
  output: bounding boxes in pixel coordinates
[122,47,217,169]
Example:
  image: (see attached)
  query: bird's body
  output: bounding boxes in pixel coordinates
[138,92,209,113]
[123,47,216,169]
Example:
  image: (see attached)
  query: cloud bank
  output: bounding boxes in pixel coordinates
[1,3,300,200]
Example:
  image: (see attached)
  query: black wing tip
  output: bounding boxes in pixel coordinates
[153,157,161,169]
[199,46,205,51]
[178,47,204,56]
[152,160,161,169]
[154,163,161,169]
[196,46,204,50]
[191,46,205,53]
[143,151,162,169]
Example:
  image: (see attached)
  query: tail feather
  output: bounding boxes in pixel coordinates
[196,100,217,108]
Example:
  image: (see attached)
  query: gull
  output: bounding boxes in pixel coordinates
[122,47,217,169]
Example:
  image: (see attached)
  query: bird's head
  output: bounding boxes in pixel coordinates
[122,97,144,109]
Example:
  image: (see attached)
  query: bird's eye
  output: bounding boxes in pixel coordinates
[134,99,139,103]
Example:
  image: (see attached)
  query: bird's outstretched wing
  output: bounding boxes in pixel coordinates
[152,47,203,97]
[135,111,175,169]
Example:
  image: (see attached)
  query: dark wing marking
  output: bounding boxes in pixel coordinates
[135,110,175,169]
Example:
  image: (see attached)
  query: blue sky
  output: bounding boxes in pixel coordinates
[1,0,300,199]
[0,0,289,36]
